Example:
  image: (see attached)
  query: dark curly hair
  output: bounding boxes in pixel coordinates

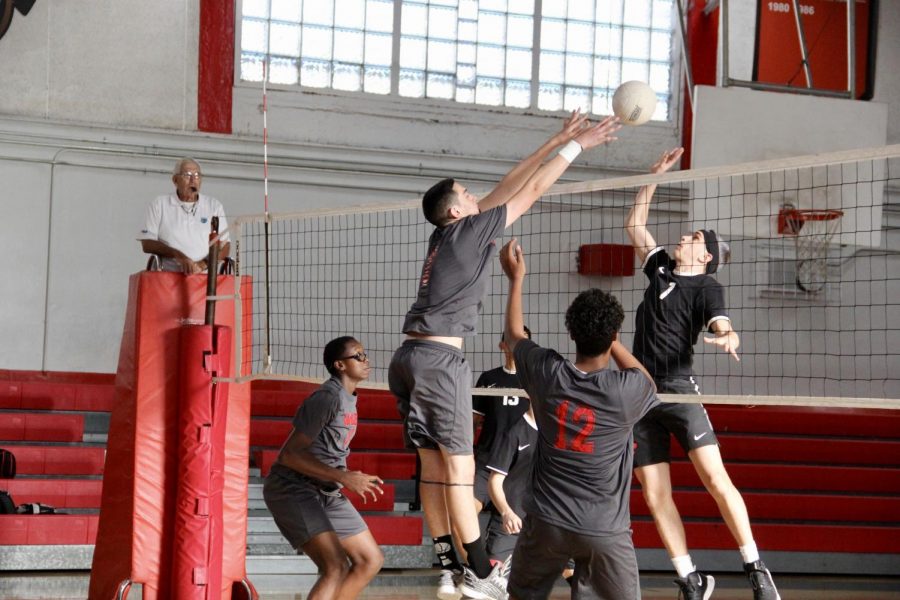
[422,178,458,227]
[323,336,357,377]
[564,289,624,357]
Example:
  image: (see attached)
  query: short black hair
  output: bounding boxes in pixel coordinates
[501,325,531,343]
[422,178,458,227]
[323,336,357,377]
[564,289,624,357]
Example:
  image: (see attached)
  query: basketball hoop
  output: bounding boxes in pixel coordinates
[778,207,844,293]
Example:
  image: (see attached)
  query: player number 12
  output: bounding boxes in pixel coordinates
[554,400,595,453]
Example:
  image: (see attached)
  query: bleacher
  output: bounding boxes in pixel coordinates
[2,369,899,588]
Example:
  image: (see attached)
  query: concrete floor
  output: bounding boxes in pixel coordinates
[2,572,900,599]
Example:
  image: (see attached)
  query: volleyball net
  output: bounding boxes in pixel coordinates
[230,144,900,409]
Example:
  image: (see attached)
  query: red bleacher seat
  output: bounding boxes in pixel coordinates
[3,479,103,509]
[706,405,900,438]
[0,514,99,545]
[254,449,416,480]
[249,419,405,450]
[251,389,400,421]
[0,413,84,442]
[11,445,105,476]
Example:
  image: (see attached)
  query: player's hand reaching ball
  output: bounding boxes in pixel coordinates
[573,115,621,151]
[500,238,526,282]
[552,109,590,146]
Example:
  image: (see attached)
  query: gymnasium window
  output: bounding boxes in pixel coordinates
[239,0,675,121]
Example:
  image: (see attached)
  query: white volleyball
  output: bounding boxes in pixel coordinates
[612,81,658,126]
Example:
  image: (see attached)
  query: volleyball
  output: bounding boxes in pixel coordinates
[612,80,658,126]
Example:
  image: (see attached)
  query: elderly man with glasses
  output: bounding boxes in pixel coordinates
[139,157,230,273]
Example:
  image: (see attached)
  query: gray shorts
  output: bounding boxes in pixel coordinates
[263,466,367,550]
[388,339,474,455]
[508,515,640,600]
[633,376,717,468]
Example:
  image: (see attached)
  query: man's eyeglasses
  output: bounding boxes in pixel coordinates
[339,352,368,362]
[178,171,202,179]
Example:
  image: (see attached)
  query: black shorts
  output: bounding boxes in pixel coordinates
[633,376,717,468]
[263,467,367,550]
[473,460,492,507]
[388,339,474,455]
[508,515,639,600]
[485,511,518,563]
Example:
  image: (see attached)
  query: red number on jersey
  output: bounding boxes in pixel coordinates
[554,400,596,453]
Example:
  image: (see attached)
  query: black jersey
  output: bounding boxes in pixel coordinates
[473,366,530,457]
[513,339,657,536]
[485,413,538,517]
[633,247,730,378]
[402,205,507,337]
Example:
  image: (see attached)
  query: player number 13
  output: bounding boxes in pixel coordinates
[554,400,595,453]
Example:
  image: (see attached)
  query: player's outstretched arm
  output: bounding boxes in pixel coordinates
[704,319,741,362]
[610,340,656,391]
[478,110,589,213]
[500,239,528,352]
[278,429,384,501]
[625,147,683,264]
[503,116,621,228]
[487,472,522,534]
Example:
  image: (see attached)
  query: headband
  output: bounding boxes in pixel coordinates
[700,229,719,274]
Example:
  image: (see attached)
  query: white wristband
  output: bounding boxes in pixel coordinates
[557,140,583,163]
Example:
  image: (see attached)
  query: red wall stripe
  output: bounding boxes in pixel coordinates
[198,0,234,133]
[682,3,719,168]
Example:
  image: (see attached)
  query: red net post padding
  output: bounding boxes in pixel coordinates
[88,272,252,600]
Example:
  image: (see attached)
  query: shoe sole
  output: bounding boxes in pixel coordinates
[703,575,716,600]
[437,588,462,600]
[457,584,501,600]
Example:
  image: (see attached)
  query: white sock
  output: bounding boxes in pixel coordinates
[740,541,760,565]
[672,554,696,579]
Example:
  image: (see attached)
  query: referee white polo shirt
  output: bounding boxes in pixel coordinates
[139,193,230,269]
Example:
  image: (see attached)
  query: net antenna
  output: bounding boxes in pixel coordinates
[261,57,273,374]
[778,205,844,293]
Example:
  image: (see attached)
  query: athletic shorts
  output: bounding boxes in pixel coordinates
[485,511,518,563]
[633,375,718,468]
[508,515,640,600]
[388,339,474,455]
[473,463,491,507]
[263,466,367,550]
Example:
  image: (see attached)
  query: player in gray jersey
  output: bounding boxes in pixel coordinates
[625,148,780,600]
[389,112,622,600]
[263,336,385,599]
[499,239,658,600]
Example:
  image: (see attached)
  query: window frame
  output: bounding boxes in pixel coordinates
[233,0,684,130]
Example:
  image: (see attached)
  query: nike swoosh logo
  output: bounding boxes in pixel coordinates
[517,444,530,451]
[659,282,676,300]
[693,432,709,441]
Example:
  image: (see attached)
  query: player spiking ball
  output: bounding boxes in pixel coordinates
[388,111,621,600]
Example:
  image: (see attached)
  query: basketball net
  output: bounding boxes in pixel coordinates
[781,208,843,293]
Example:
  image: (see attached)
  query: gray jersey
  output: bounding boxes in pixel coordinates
[282,376,358,472]
[513,339,658,536]
[402,205,507,337]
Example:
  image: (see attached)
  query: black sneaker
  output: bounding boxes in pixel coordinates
[674,570,715,600]
[744,560,781,600]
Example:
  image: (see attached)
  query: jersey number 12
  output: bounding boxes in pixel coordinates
[554,400,595,453]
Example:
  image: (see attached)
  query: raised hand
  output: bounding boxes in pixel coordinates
[574,115,622,151]
[339,470,384,503]
[651,147,684,174]
[499,238,526,282]
[552,109,590,146]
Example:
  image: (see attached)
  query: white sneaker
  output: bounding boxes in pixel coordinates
[458,563,508,600]
[437,569,462,600]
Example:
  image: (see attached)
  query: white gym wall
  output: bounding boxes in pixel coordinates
[0,0,898,374]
